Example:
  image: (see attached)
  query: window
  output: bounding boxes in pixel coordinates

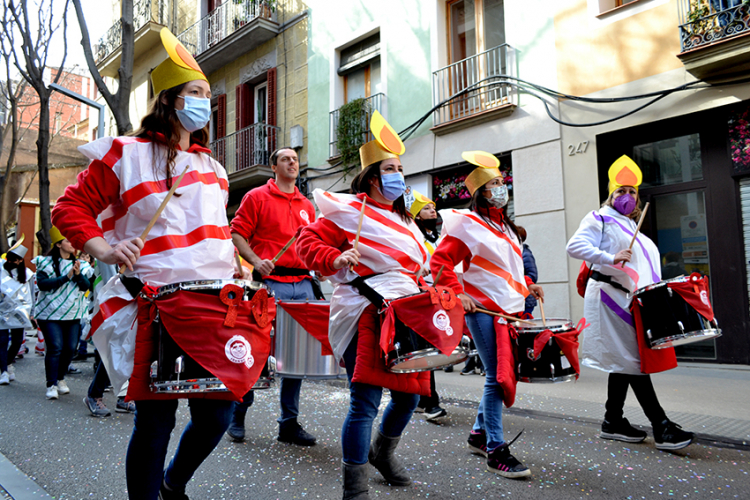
[447,0,505,65]
[254,82,267,123]
[339,33,381,103]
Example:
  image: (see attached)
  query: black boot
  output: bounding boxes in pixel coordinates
[278,418,317,446]
[226,404,247,442]
[368,431,411,486]
[342,461,369,499]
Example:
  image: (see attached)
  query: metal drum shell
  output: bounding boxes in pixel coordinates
[274,300,346,380]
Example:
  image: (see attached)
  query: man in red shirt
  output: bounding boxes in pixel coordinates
[230,147,318,446]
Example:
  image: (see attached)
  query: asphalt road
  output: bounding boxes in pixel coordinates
[0,352,748,500]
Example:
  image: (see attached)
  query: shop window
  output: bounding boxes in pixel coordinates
[728,105,750,175]
[633,134,703,189]
[432,152,513,213]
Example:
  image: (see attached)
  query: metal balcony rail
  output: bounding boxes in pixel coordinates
[177,0,276,58]
[329,93,385,159]
[94,0,170,63]
[432,44,517,127]
[211,122,281,175]
[678,0,750,52]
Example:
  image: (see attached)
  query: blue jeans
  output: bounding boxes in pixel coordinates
[234,278,315,424]
[0,328,24,372]
[126,399,234,499]
[39,320,81,387]
[341,331,419,465]
[466,312,505,450]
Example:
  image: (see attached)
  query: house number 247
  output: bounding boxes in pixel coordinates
[568,141,589,156]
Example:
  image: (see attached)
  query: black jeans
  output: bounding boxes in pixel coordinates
[88,356,111,399]
[418,371,440,409]
[0,328,24,372]
[605,373,667,425]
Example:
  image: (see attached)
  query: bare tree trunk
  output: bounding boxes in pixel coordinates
[0,97,21,254]
[36,94,52,252]
[72,0,134,135]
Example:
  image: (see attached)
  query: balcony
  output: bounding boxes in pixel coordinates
[678,0,750,80]
[329,93,385,160]
[94,0,171,77]
[431,44,517,135]
[211,123,280,189]
[178,0,278,76]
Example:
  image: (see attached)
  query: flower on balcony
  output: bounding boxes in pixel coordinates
[729,106,750,173]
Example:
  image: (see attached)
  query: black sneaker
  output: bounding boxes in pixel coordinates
[600,418,647,443]
[467,430,488,457]
[278,419,316,446]
[443,365,454,373]
[158,480,188,500]
[653,419,694,451]
[424,406,447,421]
[460,365,474,376]
[487,442,530,479]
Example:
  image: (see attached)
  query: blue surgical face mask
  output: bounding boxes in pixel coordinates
[175,95,211,132]
[379,172,406,201]
[488,185,509,208]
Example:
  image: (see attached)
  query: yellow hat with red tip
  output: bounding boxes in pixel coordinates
[151,28,208,96]
[608,155,643,195]
[49,226,65,246]
[408,191,434,218]
[359,110,406,169]
[463,151,502,196]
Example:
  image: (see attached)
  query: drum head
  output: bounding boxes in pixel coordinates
[634,276,690,297]
[515,318,573,334]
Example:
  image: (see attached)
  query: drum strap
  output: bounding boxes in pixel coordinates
[346,275,386,309]
[590,271,630,294]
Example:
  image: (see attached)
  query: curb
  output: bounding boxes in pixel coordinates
[0,453,52,500]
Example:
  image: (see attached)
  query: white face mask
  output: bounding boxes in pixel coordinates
[488,185,509,208]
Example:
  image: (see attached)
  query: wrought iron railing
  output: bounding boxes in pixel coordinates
[432,44,517,127]
[329,93,385,159]
[678,0,750,52]
[178,0,276,58]
[94,0,170,63]
[211,123,280,174]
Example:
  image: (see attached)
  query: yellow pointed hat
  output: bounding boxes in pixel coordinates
[49,226,65,246]
[608,155,643,195]
[151,28,208,96]
[463,151,502,196]
[359,110,406,169]
[408,191,434,218]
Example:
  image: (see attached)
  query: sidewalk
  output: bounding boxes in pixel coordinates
[433,363,750,449]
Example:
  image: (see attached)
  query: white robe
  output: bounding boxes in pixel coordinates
[566,206,662,374]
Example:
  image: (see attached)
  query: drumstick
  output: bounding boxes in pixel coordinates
[475,307,536,326]
[433,265,445,285]
[350,196,367,271]
[538,298,547,327]
[234,250,243,276]
[119,165,189,274]
[271,235,297,264]
[621,202,650,268]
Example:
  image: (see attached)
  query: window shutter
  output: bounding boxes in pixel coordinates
[217,94,226,138]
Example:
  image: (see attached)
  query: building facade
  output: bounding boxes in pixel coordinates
[556,0,750,364]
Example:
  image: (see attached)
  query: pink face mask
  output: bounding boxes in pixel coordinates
[613,193,636,215]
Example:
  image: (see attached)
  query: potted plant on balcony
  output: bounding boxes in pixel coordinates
[336,97,370,176]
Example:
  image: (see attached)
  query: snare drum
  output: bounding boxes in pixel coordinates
[514,318,577,384]
[149,279,272,394]
[632,277,721,349]
[275,300,345,380]
[387,331,471,373]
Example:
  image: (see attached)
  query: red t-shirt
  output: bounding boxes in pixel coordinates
[230,179,316,283]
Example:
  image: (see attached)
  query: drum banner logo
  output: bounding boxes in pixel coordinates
[700,290,709,306]
[432,310,454,336]
[225,335,255,368]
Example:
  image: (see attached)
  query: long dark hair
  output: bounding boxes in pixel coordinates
[131,83,209,190]
[349,161,410,223]
[3,255,26,284]
[43,244,70,278]
[470,187,522,241]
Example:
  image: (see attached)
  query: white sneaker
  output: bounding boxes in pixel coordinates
[46,386,59,399]
[8,365,15,381]
[0,372,9,385]
[57,380,70,395]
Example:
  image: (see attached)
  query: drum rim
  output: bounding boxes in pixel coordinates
[515,317,574,334]
[152,279,271,298]
[517,373,577,384]
[388,346,470,373]
[151,377,228,393]
[633,275,693,296]
[649,328,722,349]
